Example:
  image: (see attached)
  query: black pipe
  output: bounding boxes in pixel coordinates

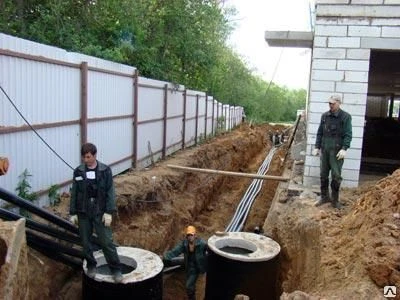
[0,187,78,234]
[26,230,84,259]
[28,242,82,269]
[0,208,81,245]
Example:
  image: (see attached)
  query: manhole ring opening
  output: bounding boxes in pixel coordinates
[214,238,257,255]
[91,255,137,275]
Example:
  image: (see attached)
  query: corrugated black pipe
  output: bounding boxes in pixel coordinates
[0,187,78,234]
[26,230,84,259]
[0,208,81,245]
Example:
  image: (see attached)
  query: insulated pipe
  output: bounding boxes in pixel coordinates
[28,242,82,269]
[0,208,81,245]
[0,187,78,234]
[26,230,84,259]
[82,247,164,299]
[205,232,281,300]
[226,147,277,232]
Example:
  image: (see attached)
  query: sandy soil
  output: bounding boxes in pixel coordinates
[3,122,398,300]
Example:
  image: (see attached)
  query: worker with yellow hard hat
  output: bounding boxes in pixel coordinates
[163,225,208,300]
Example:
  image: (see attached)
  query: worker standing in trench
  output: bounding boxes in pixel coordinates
[312,95,352,209]
[163,225,208,300]
[69,143,123,283]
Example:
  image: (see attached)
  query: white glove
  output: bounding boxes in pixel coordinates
[102,213,112,227]
[336,149,346,160]
[312,148,320,156]
[70,215,78,225]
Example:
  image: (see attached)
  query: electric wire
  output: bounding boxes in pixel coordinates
[0,84,74,170]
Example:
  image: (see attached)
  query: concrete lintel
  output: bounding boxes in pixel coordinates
[317,5,400,18]
[264,31,314,48]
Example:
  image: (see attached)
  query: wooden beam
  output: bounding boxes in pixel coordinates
[167,164,290,181]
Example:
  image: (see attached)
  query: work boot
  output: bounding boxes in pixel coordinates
[86,265,96,278]
[331,181,343,209]
[112,270,123,283]
[315,180,330,206]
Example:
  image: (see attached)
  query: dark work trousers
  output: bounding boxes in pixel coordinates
[320,142,344,189]
[78,213,121,272]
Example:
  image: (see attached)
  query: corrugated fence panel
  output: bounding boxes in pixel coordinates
[1,33,244,204]
[88,119,133,174]
[1,56,80,126]
[87,71,134,118]
[137,121,164,165]
[166,90,184,155]
[0,126,80,206]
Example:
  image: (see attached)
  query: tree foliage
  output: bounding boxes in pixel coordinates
[0,0,306,122]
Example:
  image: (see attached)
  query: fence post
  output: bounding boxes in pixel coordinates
[195,94,199,145]
[182,89,187,150]
[133,69,139,168]
[205,93,208,139]
[80,62,88,147]
[211,98,215,136]
[162,84,168,159]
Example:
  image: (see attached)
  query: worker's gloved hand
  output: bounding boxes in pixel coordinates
[70,215,78,225]
[102,213,112,227]
[336,149,346,160]
[312,148,320,156]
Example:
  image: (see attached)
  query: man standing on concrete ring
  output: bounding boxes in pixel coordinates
[69,142,123,283]
[312,95,352,209]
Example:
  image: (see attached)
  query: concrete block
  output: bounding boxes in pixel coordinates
[352,115,366,127]
[382,26,400,38]
[328,37,361,48]
[315,25,347,37]
[342,169,360,183]
[350,137,364,149]
[316,17,338,25]
[314,36,328,47]
[313,48,346,59]
[312,59,337,70]
[317,5,400,18]
[308,112,323,124]
[343,93,367,105]
[309,91,337,103]
[312,70,344,81]
[371,18,400,26]
[302,175,318,188]
[352,125,365,138]
[348,26,381,37]
[341,104,366,116]
[344,71,369,82]
[351,0,383,4]
[385,0,400,4]
[336,81,368,93]
[307,123,320,134]
[337,59,370,71]
[361,37,400,49]
[311,80,335,92]
[346,49,370,60]
[338,18,371,26]
[316,0,350,4]
[346,148,362,160]
[344,158,362,170]
[308,166,320,178]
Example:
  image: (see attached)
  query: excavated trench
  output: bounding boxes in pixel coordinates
[14,123,294,299]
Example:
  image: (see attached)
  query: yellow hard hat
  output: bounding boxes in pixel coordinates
[186,225,196,235]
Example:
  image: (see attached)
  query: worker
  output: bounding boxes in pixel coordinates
[312,95,352,209]
[69,143,123,283]
[163,225,208,300]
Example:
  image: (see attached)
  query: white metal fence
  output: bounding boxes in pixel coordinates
[0,33,244,206]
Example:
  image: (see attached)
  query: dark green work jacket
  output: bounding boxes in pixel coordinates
[69,161,116,216]
[315,108,352,151]
[164,238,208,274]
